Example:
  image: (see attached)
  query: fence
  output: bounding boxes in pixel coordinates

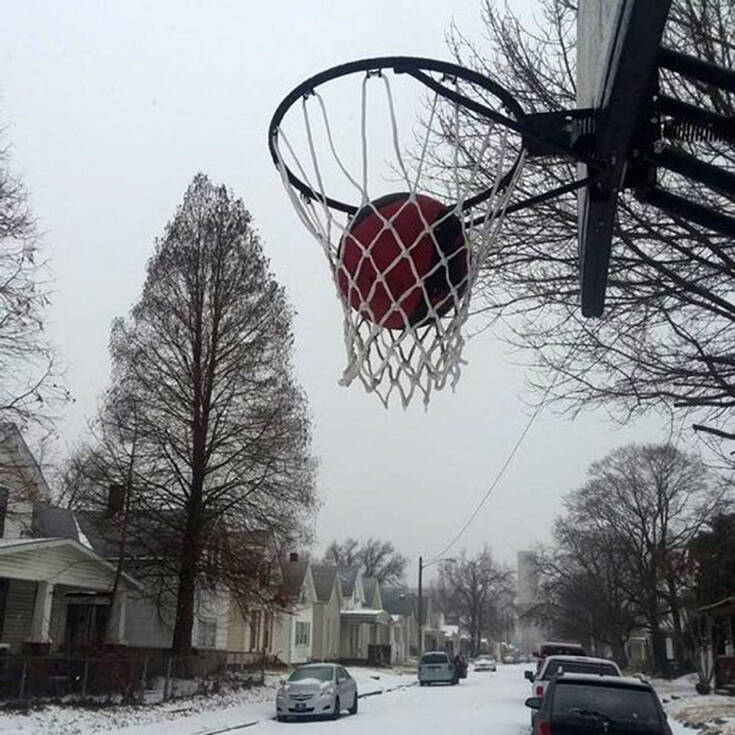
[0,649,267,705]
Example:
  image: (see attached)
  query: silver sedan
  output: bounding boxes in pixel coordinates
[276,663,359,721]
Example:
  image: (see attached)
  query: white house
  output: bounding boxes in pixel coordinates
[273,556,318,665]
[0,426,141,654]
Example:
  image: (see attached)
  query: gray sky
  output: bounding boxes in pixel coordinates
[2,0,669,583]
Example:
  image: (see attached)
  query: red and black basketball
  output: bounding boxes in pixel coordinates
[336,193,469,330]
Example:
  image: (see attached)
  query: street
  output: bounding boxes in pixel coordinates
[253,664,695,735]
[258,663,529,735]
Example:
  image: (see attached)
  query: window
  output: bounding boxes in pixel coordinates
[249,610,260,651]
[420,652,449,664]
[552,683,660,724]
[295,621,310,647]
[0,488,8,538]
[543,660,619,678]
[263,611,270,650]
[0,579,8,639]
[65,603,110,646]
[197,618,217,649]
[288,665,332,682]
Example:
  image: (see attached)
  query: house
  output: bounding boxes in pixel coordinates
[0,426,142,655]
[697,595,735,691]
[272,555,318,665]
[310,564,342,662]
[382,587,417,663]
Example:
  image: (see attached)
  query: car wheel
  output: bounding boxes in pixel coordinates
[331,697,341,720]
[348,693,358,715]
[276,715,286,722]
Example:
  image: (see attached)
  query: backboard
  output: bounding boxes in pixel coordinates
[577,0,672,317]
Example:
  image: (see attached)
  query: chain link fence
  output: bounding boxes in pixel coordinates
[0,649,267,705]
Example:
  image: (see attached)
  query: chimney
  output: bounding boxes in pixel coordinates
[289,552,299,563]
[107,484,125,516]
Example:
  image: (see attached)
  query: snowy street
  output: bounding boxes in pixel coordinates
[114,664,697,735]
[0,664,702,734]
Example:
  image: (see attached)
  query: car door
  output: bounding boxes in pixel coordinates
[338,667,356,706]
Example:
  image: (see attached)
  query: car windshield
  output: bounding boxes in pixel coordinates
[543,661,618,678]
[541,645,586,656]
[552,684,660,724]
[288,666,334,683]
[421,653,448,664]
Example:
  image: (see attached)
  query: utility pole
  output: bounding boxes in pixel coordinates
[418,556,424,657]
[417,555,455,658]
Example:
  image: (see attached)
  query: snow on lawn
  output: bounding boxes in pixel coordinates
[652,674,735,735]
[0,667,416,735]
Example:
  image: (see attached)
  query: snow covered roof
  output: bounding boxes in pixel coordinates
[340,608,390,625]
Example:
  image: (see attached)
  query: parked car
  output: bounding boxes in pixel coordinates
[525,673,672,734]
[502,654,518,664]
[418,651,459,686]
[532,641,588,672]
[474,655,497,672]
[276,663,358,721]
[525,654,622,701]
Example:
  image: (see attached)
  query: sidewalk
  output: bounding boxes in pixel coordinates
[0,667,415,735]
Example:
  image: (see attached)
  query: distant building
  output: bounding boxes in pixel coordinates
[516,550,544,654]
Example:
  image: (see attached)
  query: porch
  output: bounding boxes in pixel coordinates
[340,609,391,665]
[0,538,139,655]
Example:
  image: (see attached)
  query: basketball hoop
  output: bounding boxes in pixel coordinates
[268,57,527,407]
[268,41,735,407]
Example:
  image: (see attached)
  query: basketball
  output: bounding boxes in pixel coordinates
[336,193,469,330]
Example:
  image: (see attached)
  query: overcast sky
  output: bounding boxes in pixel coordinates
[2,0,673,584]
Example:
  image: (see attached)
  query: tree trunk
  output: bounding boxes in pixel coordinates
[649,620,668,676]
[611,638,629,670]
[172,525,200,656]
[171,470,204,656]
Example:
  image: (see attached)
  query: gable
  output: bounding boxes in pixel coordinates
[0,425,50,503]
[0,538,141,591]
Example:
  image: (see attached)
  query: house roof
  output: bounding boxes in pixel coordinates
[310,565,340,602]
[363,577,378,602]
[0,423,51,500]
[0,537,143,590]
[33,503,79,540]
[337,566,359,597]
[281,559,309,598]
[382,588,415,616]
[340,609,390,625]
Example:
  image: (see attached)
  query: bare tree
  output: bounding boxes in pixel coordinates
[437,547,514,655]
[0,135,68,436]
[323,538,361,568]
[72,174,317,655]
[530,528,639,666]
[436,0,735,445]
[560,443,728,674]
[323,537,408,585]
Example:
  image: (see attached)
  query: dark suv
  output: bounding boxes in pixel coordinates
[525,673,672,734]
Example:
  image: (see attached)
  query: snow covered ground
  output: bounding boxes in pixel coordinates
[655,674,735,734]
[0,662,711,734]
[0,667,412,735]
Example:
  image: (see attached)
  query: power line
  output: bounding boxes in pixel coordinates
[425,399,545,565]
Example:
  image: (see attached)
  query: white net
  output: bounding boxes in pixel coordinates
[272,65,525,407]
